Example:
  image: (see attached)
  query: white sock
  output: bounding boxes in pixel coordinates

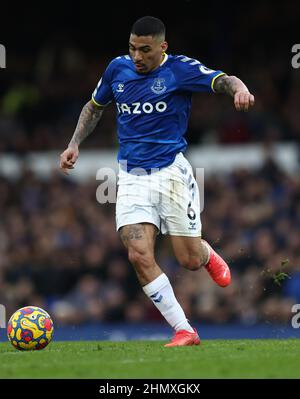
[143,273,194,332]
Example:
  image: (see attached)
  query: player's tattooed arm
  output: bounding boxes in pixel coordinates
[213,74,255,111]
[68,100,104,147]
[59,100,104,174]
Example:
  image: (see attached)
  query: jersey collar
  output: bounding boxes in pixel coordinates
[160,53,168,66]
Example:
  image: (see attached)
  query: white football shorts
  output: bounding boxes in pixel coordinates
[116,152,202,236]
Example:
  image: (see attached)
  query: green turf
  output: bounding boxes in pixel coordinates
[0,339,299,379]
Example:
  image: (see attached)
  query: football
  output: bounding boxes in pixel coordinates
[7,306,54,351]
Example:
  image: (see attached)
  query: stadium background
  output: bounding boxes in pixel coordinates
[0,1,300,340]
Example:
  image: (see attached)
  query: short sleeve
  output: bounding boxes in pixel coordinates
[92,64,114,107]
[174,55,225,93]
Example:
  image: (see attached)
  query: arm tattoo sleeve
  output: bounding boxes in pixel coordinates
[213,75,249,97]
[69,101,104,147]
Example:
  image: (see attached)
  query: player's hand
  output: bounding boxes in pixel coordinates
[59,145,79,175]
[234,90,255,111]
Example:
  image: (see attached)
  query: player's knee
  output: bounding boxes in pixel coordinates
[128,248,154,269]
[178,255,202,271]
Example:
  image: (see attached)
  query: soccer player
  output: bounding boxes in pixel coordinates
[60,16,255,346]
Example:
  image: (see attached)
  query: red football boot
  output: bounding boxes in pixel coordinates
[202,240,231,287]
[164,328,200,347]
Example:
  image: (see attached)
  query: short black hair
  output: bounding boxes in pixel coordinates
[131,16,165,39]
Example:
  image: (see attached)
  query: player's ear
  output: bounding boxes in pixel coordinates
[162,41,168,53]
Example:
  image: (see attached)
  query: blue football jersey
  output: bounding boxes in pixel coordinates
[92,54,225,172]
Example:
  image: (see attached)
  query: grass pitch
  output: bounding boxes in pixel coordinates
[0,339,299,379]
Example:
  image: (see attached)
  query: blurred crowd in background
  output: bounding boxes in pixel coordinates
[0,2,300,153]
[0,2,300,326]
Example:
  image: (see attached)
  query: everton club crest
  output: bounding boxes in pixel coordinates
[151,78,167,94]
